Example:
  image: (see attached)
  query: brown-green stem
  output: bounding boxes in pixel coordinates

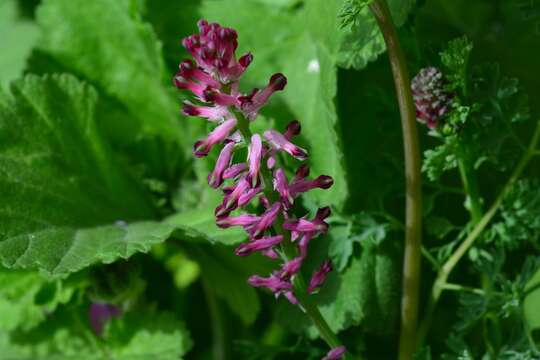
[368,1,423,359]
[417,119,540,344]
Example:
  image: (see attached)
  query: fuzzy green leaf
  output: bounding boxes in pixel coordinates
[35,0,181,140]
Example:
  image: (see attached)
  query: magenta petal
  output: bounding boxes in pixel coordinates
[89,303,121,336]
[308,259,333,294]
[322,346,347,360]
[247,134,263,187]
[208,142,235,188]
[263,129,308,161]
[249,202,281,237]
[193,118,237,157]
[223,163,247,179]
[235,235,283,256]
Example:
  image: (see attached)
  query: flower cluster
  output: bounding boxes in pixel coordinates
[174,20,335,305]
[411,67,454,129]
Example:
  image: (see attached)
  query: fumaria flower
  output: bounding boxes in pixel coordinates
[175,20,343,358]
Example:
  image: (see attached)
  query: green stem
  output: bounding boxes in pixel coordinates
[234,110,346,353]
[368,1,423,359]
[417,119,540,344]
[457,150,483,224]
[202,279,227,360]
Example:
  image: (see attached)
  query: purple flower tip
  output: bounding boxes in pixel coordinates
[322,346,347,360]
[89,303,121,336]
[308,259,333,294]
[269,73,287,91]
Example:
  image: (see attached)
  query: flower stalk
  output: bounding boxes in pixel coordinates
[368,1,423,359]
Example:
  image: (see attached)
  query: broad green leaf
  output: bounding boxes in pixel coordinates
[186,243,272,325]
[278,237,401,336]
[0,74,164,274]
[0,0,39,89]
[338,0,415,70]
[35,0,181,140]
[201,0,349,209]
[0,269,80,332]
[2,306,192,360]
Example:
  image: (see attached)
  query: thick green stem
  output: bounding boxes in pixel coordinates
[417,119,540,344]
[234,110,346,353]
[368,1,423,359]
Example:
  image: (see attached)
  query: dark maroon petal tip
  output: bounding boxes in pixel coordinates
[295,164,310,179]
[239,53,253,68]
[269,73,287,91]
[292,148,308,160]
[317,206,331,219]
[202,87,217,102]
[193,140,208,157]
[179,60,195,74]
[317,175,334,189]
[182,103,200,116]
[285,120,301,137]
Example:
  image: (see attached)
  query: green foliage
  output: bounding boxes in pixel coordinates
[337,0,415,70]
[485,179,540,251]
[35,0,181,141]
[422,136,458,181]
[0,0,39,89]
[0,0,539,359]
[439,36,473,93]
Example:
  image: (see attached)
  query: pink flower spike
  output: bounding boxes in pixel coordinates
[308,259,333,294]
[216,177,250,216]
[283,207,330,233]
[280,256,304,279]
[249,202,281,238]
[223,163,247,180]
[203,88,239,106]
[240,73,287,119]
[283,291,299,305]
[178,59,221,88]
[264,129,308,161]
[273,168,293,208]
[174,75,207,98]
[289,175,334,197]
[216,213,259,229]
[208,141,235,188]
[193,118,237,157]
[322,346,347,360]
[247,134,263,187]
[235,235,283,256]
[238,186,261,207]
[248,274,292,293]
[182,102,229,122]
